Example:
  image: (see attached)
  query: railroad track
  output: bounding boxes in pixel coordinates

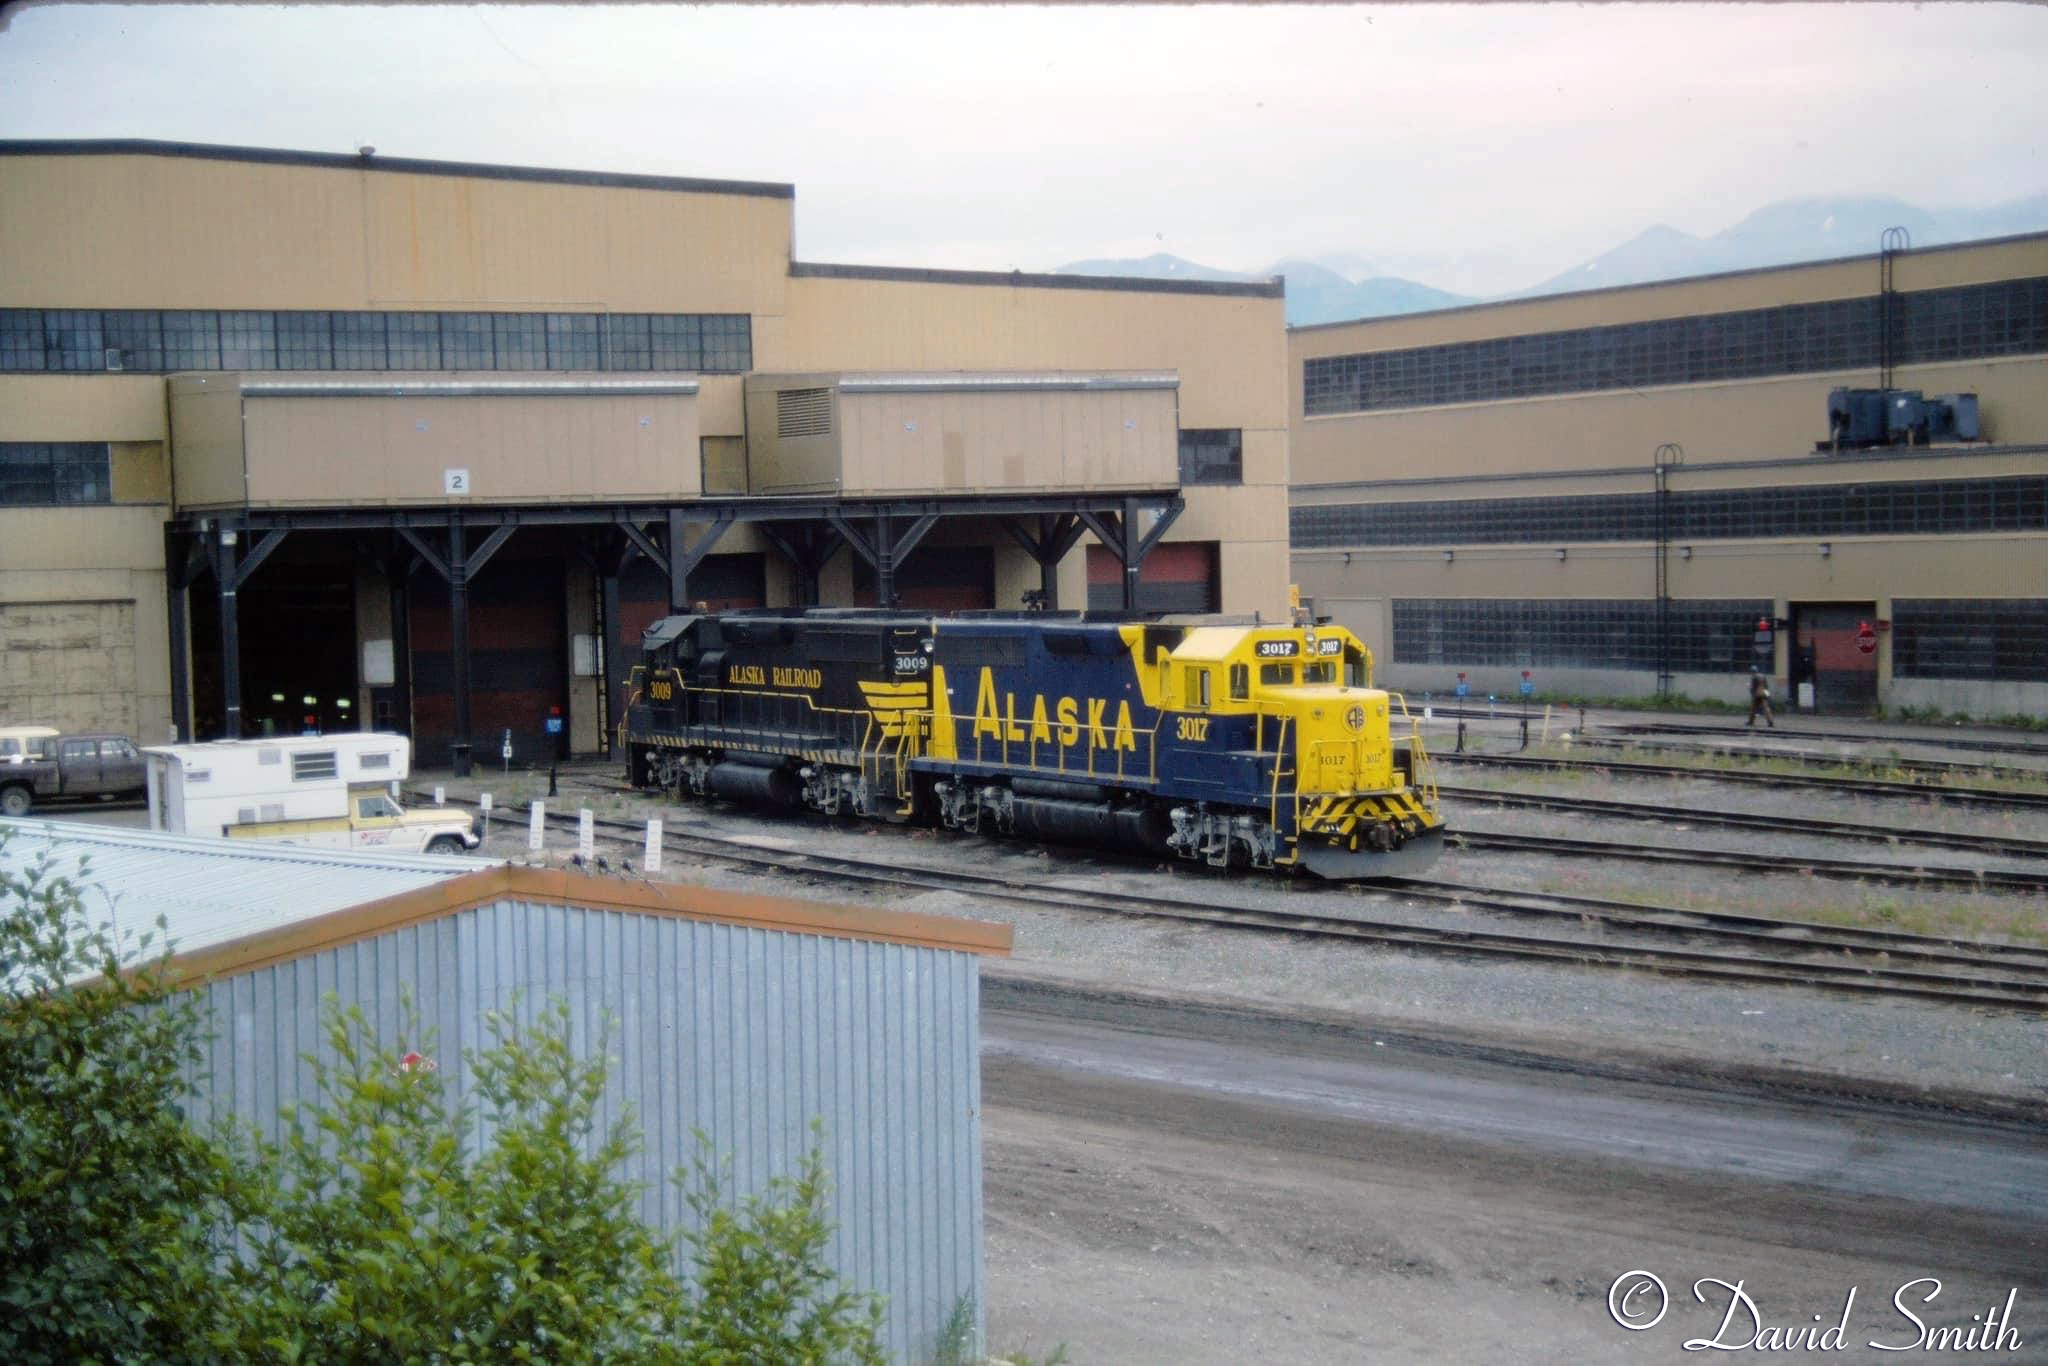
[1437,784,2048,860]
[420,788,2048,1014]
[1546,736,2046,782]
[1434,751,2048,811]
[1596,719,2048,760]
[1450,830,2048,895]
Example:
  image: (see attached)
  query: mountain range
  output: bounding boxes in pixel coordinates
[1055,193,2048,327]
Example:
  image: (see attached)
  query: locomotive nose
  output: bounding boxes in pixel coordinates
[1268,687,1392,795]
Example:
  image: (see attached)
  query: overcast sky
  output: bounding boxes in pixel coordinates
[1,3,2043,295]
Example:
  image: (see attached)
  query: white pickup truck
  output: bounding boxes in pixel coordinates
[145,733,481,854]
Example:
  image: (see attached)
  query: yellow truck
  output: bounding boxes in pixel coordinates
[144,734,480,854]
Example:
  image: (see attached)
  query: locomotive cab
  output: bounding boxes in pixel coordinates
[1157,623,1443,874]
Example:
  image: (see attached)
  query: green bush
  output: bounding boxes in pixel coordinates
[3,844,888,1364]
[0,847,254,1364]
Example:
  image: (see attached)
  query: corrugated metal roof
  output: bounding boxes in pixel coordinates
[0,818,496,970]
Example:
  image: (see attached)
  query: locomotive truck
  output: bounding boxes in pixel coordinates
[622,609,1443,877]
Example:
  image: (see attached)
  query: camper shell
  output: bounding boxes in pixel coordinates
[144,733,481,854]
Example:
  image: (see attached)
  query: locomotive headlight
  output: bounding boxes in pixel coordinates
[1303,629,1319,652]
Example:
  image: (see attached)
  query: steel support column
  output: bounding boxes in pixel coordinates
[448,516,472,775]
[389,554,416,738]
[164,525,202,743]
[662,510,737,612]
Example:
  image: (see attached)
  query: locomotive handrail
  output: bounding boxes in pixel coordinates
[1385,691,1439,811]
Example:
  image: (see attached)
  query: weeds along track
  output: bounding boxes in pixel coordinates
[1437,785,2048,860]
[1451,831,2048,895]
[421,789,2048,1014]
[1434,752,2048,811]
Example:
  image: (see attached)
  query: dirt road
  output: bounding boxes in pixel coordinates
[981,983,2048,1364]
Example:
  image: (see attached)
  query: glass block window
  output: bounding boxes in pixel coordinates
[545,313,600,370]
[441,312,495,369]
[1178,428,1243,485]
[102,311,165,371]
[385,312,442,369]
[162,311,222,370]
[0,308,753,375]
[1893,600,2048,682]
[1292,476,2048,548]
[219,311,278,370]
[492,313,546,369]
[332,313,388,369]
[276,312,335,370]
[43,309,106,372]
[0,310,44,371]
[0,443,112,506]
[1304,275,2048,415]
[1391,599,1771,672]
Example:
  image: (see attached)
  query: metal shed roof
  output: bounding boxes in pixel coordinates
[0,818,497,970]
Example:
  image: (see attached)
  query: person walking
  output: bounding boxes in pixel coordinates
[1747,669,1775,728]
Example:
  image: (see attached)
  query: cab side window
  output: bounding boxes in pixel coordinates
[356,794,399,819]
[1260,663,1295,686]
[61,739,96,761]
[1188,667,1212,710]
[1228,663,1249,701]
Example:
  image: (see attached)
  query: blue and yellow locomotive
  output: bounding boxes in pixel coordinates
[622,609,1444,877]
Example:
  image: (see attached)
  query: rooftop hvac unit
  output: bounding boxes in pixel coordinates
[1821,387,1980,452]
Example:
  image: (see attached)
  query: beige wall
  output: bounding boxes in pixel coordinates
[169,378,703,508]
[1,153,792,314]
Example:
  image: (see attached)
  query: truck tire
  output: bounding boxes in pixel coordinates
[426,834,467,855]
[0,785,31,818]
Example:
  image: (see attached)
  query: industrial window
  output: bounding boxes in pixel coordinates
[0,308,754,375]
[441,312,496,369]
[0,310,45,371]
[162,311,222,370]
[290,750,340,781]
[1303,275,2048,415]
[606,314,653,370]
[1293,476,2048,548]
[219,311,278,369]
[276,313,334,370]
[102,311,165,371]
[43,309,106,372]
[545,313,601,370]
[649,314,702,370]
[702,314,752,370]
[1392,599,1773,673]
[1892,599,2048,682]
[1178,428,1243,486]
[332,313,389,369]
[386,313,443,369]
[493,313,547,369]
[0,443,111,505]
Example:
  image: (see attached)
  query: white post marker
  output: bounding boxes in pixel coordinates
[433,785,445,806]
[528,801,546,853]
[578,808,595,864]
[644,818,663,874]
[479,791,492,834]
[1422,706,1433,722]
